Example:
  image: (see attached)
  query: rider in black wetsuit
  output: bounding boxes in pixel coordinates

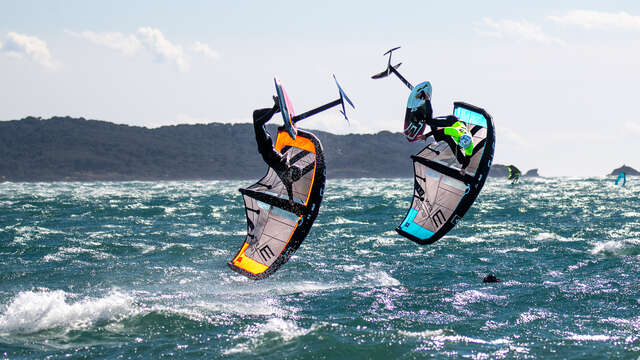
[252,97,302,200]
[405,86,472,173]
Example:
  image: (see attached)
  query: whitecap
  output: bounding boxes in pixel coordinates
[430,334,510,345]
[161,243,193,251]
[622,211,640,218]
[354,271,400,287]
[193,300,282,317]
[456,236,486,243]
[0,290,134,334]
[533,232,580,242]
[449,290,506,306]
[224,318,319,355]
[496,247,539,253]
[11,226,66,245]
[372,236,400,247]
[337,264,366,272]
[565,333,616,342]
[398,329,444,338]
[132,243,157,254]
[42,246,114,262]
[325,216,369,225]
[590,239,640,256]
[516,309,553,324]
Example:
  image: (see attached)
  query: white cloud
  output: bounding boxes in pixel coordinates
[67,28,221,71]
[137,27,188,72]
[498,126,532,150]
[625,121,640,134]
[192,41,219,60]
[0,32,57,69]
[67,30,140,55]
[548,10,640,30]
[476,18,564,45]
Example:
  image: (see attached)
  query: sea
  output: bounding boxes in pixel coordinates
[0,177,639,359]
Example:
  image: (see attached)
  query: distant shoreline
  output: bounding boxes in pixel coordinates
[1,116,635,181]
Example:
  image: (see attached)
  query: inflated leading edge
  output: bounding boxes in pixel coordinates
[396,102,495,245]
[228,128,326,279]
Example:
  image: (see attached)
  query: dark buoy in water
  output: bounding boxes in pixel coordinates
[483,274,500,283]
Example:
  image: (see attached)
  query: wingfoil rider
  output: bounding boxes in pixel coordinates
[404,82,474,175]
[252,97,302,198]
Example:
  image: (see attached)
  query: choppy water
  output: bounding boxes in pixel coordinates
[0,178,639,359]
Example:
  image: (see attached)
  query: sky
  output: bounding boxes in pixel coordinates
[1,0,639,176]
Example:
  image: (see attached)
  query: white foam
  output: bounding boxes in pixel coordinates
[86,231,115,240]
[430,334,510,345]
[42,246,114,262]
[132,243,157,254]
[456,236,485,243]
[491,229,527,237]
[398,329,444,338]
[212,276,346,300]
[496,247,539,253]
[161,243,193,251]
[337,264,366,272]
[590,239,640,256]
[481,320,509,330]
[600,316,640,329]
[194,300,282,317]
[591,241,623,255]
[449,290,506,307]
[354,271,400,287]
[203,248,230,257]
[372,237,400,247]
[0,290,134,334]
[516,309,552,324]
[11,226,66,245]
[533,232,579,242]
[565,333,616,342]
[622,211,640,218]
[325,216,369,225]
[273,281,344,296]
[224,318,319,355]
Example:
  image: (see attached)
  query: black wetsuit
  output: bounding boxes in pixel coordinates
[406,100,470,168]
[253,106,289,173]
[252,106,302,202]
[404,99,458,129]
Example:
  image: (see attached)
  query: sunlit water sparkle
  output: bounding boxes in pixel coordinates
[0,178,639,359]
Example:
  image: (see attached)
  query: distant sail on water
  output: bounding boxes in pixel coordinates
[616,172,626,186]
[508,165,521,184]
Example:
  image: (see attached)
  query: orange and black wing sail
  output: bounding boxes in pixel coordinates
[228,129,326,280]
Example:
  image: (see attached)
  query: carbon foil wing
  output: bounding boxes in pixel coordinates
[228,129,326,279]
[397,102,495,245]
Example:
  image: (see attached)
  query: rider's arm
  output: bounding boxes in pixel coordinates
[253,104,289,172]
[429,115,458,128]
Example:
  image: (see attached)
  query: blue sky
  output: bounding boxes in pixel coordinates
[1,1,640,176]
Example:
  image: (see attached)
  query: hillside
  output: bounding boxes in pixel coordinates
[0,117,426,181]
[609,165,640,176]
